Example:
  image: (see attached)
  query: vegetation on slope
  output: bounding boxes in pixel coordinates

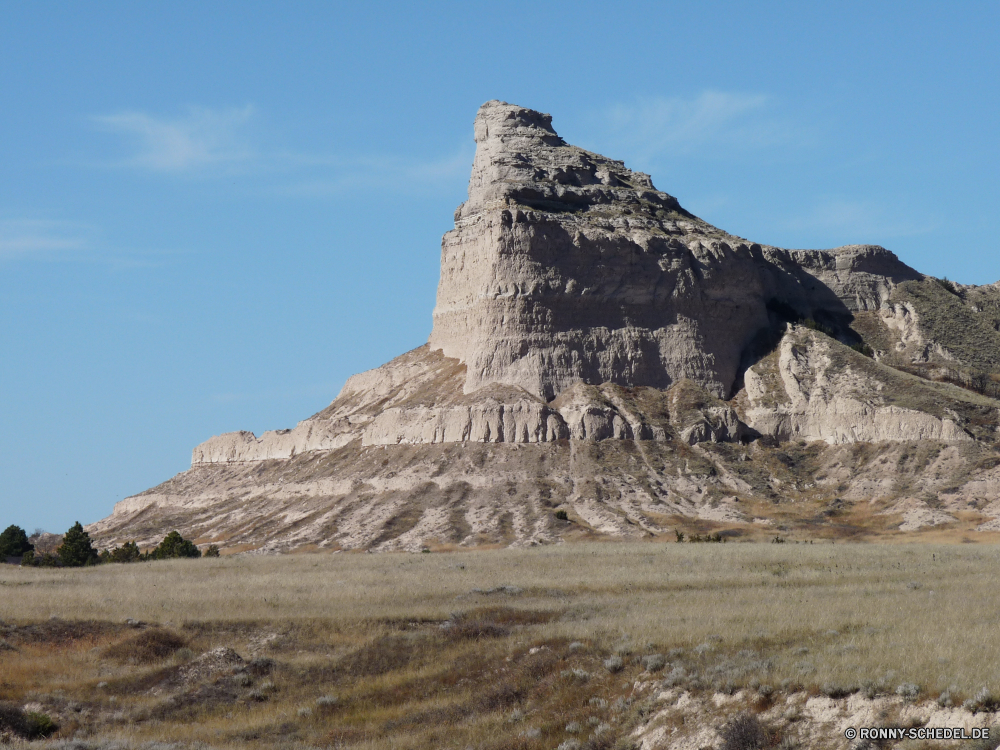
[893,279,1000,372]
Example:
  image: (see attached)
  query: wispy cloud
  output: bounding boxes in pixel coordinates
[92,105,255,172]
[597,91,803,162]
[88,104,471,195]
[779,198,938,241]
[0,218,186,268]
[0,219,91,260]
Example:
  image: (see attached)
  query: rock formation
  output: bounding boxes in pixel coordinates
[430,101,921,401]
[88,101,1000,552]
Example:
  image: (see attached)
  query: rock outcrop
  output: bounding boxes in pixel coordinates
[741,327,977,445]
[429,101,920,400]
[88,100,1000,553]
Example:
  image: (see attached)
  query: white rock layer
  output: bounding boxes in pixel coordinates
[743,328,972,444]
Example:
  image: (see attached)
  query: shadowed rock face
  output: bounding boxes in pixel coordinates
[428,100,921,400]
[88,101,1000,553]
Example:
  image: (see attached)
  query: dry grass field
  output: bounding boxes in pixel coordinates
[2,542,1000,749]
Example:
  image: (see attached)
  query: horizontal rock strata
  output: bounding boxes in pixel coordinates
[429,100,921,400]
[89,100,1000,552]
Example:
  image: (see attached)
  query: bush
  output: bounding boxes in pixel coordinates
[149,531,201,560]
[554,510,569,521]
[0,525,33,558]
[21,550,60,567]
[108,541,142,563]
[315,695,338,711]
[57,521,99,567]
[962,687,998,713]
[936,277,960,296]
[24,712,58,738]
[720,713,771,750]
[204,544,221,557]
[802,318,835,337]
[0,701,58,739]
[895,682,920,701]
[603,655,624,673]
[641,654,666,672]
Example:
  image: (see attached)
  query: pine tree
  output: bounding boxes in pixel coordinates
[109,541,142,563]
[0,525,33,558]
[151,531,201,560]
[56,522,99,567]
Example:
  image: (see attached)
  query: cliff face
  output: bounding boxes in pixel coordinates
[429,101,920,400]
[88,101,1000,553]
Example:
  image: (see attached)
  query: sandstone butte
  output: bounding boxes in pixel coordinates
[89,101,1000,552]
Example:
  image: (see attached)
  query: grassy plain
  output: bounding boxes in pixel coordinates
[2,542,999,748]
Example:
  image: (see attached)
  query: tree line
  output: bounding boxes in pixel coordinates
[0,522,219,567]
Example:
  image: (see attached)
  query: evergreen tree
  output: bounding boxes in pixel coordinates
[109,541,142,563]
[56,522,99,567]
[151,531,201,560]
[0,525,33,558]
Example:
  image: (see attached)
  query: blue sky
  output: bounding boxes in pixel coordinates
[2,1,998,534]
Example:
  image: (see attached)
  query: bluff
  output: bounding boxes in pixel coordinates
[88,102,1000,552]
[430,101,919,400]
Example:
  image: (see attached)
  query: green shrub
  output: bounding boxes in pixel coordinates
[22,550,60,567]
[108,541,142,563]
[0,525,33,558]
[802,318,835,337]
[0,701,58,739]
[24,711,58,738]
[554,510,569,521]
[936,277,959,296]
[57,522,99,567]
[204,544,221,557]
[688,532,725,543]
[148,531,201,560]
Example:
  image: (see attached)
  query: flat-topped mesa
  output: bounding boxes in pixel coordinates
[429,100,921,401]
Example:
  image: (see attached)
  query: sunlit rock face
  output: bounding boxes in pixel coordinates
[88,100,1000,554]
[428,100,920,400]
